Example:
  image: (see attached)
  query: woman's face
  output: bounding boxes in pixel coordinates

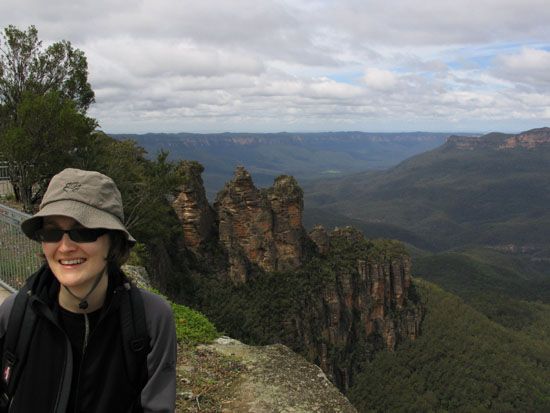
[41,216,110,293]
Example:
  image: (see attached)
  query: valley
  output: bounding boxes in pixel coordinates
[117,127,550,411]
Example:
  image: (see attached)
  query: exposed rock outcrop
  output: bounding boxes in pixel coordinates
[172,161,216,251]
[214,167,307,283]
[296,227,422,391]
[500,127,550,149]
[309,224,330,255]
[122,265,153,290]
[199,337,358,413]
[266,175,307,271]
[173,166,423,392]
[446,127,550,150]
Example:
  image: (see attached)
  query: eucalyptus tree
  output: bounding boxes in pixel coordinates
[0,25,96,211]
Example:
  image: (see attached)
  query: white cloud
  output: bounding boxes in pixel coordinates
[363,69,399,91]
[494,48,550,89]
[0,0,549,132]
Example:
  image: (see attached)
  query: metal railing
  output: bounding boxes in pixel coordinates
[0,203,41,292]
[0,162,14,198]
[0,162,8,180]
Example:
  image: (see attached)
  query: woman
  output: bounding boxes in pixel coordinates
[0,168,176,412]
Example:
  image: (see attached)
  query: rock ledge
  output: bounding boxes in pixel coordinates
[200,337,357,413]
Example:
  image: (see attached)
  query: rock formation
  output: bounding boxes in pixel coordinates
[266,175,307,271]
[214,166,307,283]
[172,161,216,251]
[173,166,423,391]
[296,227,422,390]
[500,127,550,149]
[309,224,330,255]
[196,337,358,412]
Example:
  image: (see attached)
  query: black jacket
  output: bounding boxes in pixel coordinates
[0,267,176,412]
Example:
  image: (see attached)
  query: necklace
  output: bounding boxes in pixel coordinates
[63,271,105,310]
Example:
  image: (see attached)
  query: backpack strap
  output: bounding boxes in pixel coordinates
[120,282,150,388]
[1,280,38,405]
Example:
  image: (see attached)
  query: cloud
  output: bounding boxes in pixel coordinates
[363,68,399,91]
[1,0,549,133]
[493,48,550,89]
[314,0,550,47]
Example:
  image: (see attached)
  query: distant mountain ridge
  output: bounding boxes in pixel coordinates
[304,127,550,254]
[113,130,455,146]
[110,131,465,198]
[446,127,550,150]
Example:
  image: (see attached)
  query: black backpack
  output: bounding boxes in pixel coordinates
[0,271,150,410]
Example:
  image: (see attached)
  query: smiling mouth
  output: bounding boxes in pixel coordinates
[59,259,86,265]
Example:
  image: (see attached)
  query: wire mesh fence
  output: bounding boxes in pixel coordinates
[0,203,41,292]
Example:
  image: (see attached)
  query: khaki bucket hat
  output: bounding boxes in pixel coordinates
[21,168,136,245]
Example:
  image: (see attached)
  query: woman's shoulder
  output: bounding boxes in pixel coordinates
[137,288,173,319]
[135,288,176,343]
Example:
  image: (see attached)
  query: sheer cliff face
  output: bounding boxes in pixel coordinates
[300,227,422,390]
[172,161,216,251]
[173,166,423,390]
[213,167,306,283]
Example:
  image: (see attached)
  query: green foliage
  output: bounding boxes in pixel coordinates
[146,286,219,345]
[414,248,549,302]
[0,25,94,115]
[85,133,184,241]
[171,302,219,345]
[0,91,96,210]
[348,280,550,412]
[192,237,414,380]
[305,136,550,252]
[80,132,192,296]
[0,25,96,212]
[414,248,550,338]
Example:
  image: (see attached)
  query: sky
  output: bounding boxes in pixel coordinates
[1,0,549,134]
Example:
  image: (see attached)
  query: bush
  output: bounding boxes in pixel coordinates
[171,302,219,345]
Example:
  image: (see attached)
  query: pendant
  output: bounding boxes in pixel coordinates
[79,301,89,310]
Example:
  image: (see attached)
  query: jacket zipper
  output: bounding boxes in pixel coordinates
[29,297,73,413]
[83,313,90,353]
[72,288,122,412]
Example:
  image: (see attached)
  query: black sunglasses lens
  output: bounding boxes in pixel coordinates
[36,228,107,243]
[69,228,105,242]
[36,229,64,242]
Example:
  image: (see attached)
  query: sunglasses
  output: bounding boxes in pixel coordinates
[34,228,109,243]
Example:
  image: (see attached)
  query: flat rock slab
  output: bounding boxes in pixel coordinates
[0,287,13,305]
[201,337,357,413]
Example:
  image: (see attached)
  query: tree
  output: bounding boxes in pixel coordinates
[0,25,94,118]
[0,25,96,211]
[1,91,96,210]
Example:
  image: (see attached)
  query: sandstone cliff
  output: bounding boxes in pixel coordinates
[173,166,423,392]
[172,161,216,251]
[299,226,422,390]
[446,127,550,150]
[213,166,308,283]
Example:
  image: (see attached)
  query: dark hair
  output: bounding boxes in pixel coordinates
[107,230,132,270]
